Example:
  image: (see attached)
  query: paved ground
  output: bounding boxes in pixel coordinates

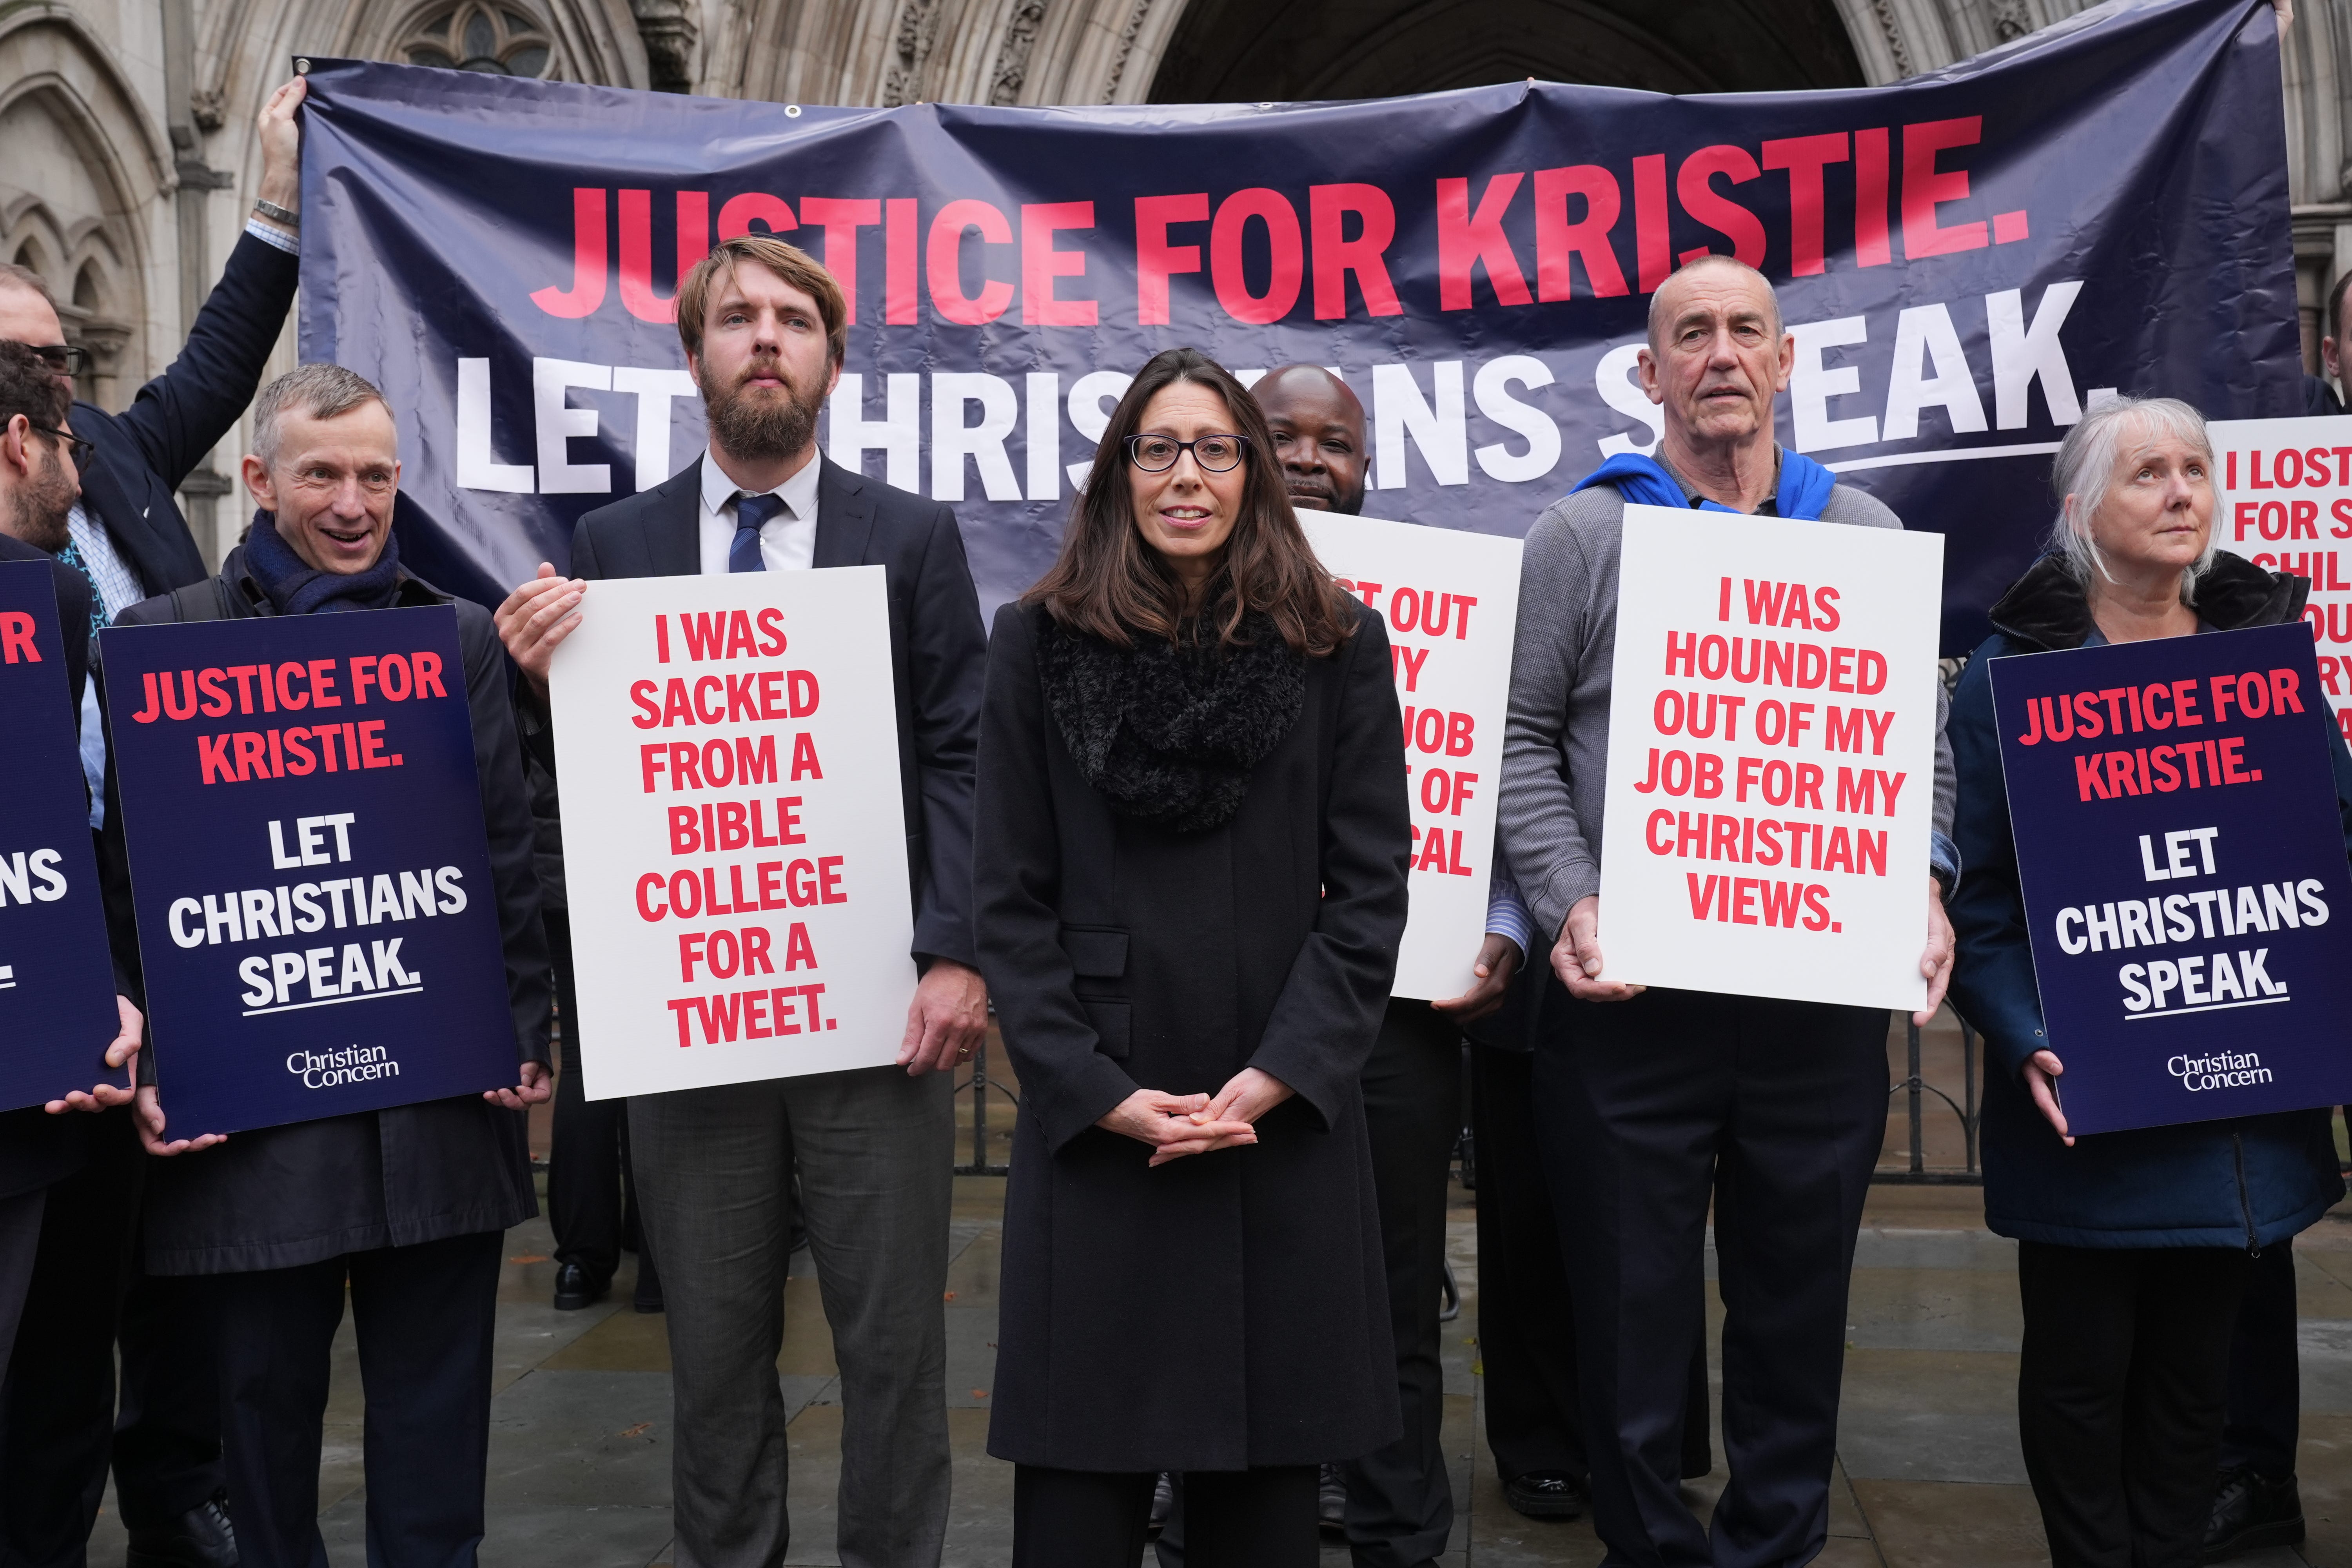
[75,1011,2352,1564]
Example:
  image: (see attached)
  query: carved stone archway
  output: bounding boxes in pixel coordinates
[1149,0,1866,101]
[0,11,169,409]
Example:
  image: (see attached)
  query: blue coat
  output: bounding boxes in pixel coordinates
[1948,553,2347,1249]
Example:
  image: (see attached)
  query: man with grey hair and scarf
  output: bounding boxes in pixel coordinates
[1499,252,1960,1568]
[97,363,554,1568]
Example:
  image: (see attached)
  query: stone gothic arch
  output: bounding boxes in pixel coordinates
[707,0,1187,107]
[0,10,169,409]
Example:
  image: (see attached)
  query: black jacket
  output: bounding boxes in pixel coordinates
[98,549,551,1274]
[975,601,1409,1472]
[1948,552,2347,1247]
[0,537,96,1200]
[72,231,299,597]
[541,453,988,968]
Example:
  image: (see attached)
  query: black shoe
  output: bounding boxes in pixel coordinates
[633,1250,664,1314]
[2205,1466,2303,1561]
[551,1261,607,1311]
[127,1491,238,1568]
[1319,1461,1346,1535]
[1503,1470,1585,1521]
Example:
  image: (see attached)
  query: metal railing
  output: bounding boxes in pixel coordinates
[954,1035,1013,1176]
[1875,1013,1982,1184]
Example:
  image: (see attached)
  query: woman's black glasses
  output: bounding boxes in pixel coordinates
[1125,434,1249,474]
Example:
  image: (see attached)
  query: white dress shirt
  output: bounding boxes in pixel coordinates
[697,449,821,575]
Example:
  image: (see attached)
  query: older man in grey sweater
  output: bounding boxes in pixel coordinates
[1499,254,1958,1568]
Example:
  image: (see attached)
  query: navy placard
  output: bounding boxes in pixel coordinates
[1989,624,2352,1134]
[103,606,516,1134]
[0,560,123,1110]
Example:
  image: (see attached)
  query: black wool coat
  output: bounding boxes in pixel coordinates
[98,550,552,1274]
[975,600,1410,1473]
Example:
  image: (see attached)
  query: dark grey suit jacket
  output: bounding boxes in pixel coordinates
[559,454,987,970]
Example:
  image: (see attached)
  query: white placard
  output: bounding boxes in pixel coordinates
[2209,415,2352,742]
[1597,505,1942,1009]
[548,567,917,1097]
[1299,513,1522,1001]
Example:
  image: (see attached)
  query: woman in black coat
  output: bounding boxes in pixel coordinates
[975,347,1410,1564]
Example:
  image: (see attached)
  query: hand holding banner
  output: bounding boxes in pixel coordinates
[548,567,916,1098]
[1988,624,2352,1135]
[1297,514,1521,1000]
[103,606,521,1135]
[0,561,124,1111]
[1598,505,1944,1009]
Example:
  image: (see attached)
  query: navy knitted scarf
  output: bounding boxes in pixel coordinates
[242,509,403,616]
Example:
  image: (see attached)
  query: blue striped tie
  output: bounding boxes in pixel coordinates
[731,492,783,573]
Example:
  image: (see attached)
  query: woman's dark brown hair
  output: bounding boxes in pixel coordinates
[1024,347,1356,656]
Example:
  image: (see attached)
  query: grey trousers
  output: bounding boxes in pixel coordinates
[631,1065,954,1568]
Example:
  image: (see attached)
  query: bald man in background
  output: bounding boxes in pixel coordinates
[1258,365,1545,1563]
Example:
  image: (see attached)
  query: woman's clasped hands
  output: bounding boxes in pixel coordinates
[1097,1067,1296,1167]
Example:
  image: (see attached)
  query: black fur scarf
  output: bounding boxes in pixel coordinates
[1035,608,1306,834]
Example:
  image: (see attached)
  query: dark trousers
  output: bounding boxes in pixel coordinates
[1472,1040,1584,1481]
[2220,1239,2298,1478]
[1338,1001,1462,1567]
[1472,1036,1710,1491]
[544,910,641,1283]
[0,1187,42,1388]
[113,1269,225,1528]
[211,1230,504,1568]
[2017,1241,2251,1568]
[1535,986,1886,1568]
[1016,1465,1317,1567]
[0,1109,223,1564]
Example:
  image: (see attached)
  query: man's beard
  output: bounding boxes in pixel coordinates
[703,359,824,463]
[6,457,74,553]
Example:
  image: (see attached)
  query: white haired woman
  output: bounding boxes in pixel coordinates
[1944,396,2349,1568]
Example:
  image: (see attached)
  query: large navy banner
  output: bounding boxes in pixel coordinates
[299,0,2296,654]
[1989,625,2352,1134]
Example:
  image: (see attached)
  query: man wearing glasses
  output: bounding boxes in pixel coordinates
[0,73,310,1568]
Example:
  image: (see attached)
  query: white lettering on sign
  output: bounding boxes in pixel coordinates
[285,1043,403,1088]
